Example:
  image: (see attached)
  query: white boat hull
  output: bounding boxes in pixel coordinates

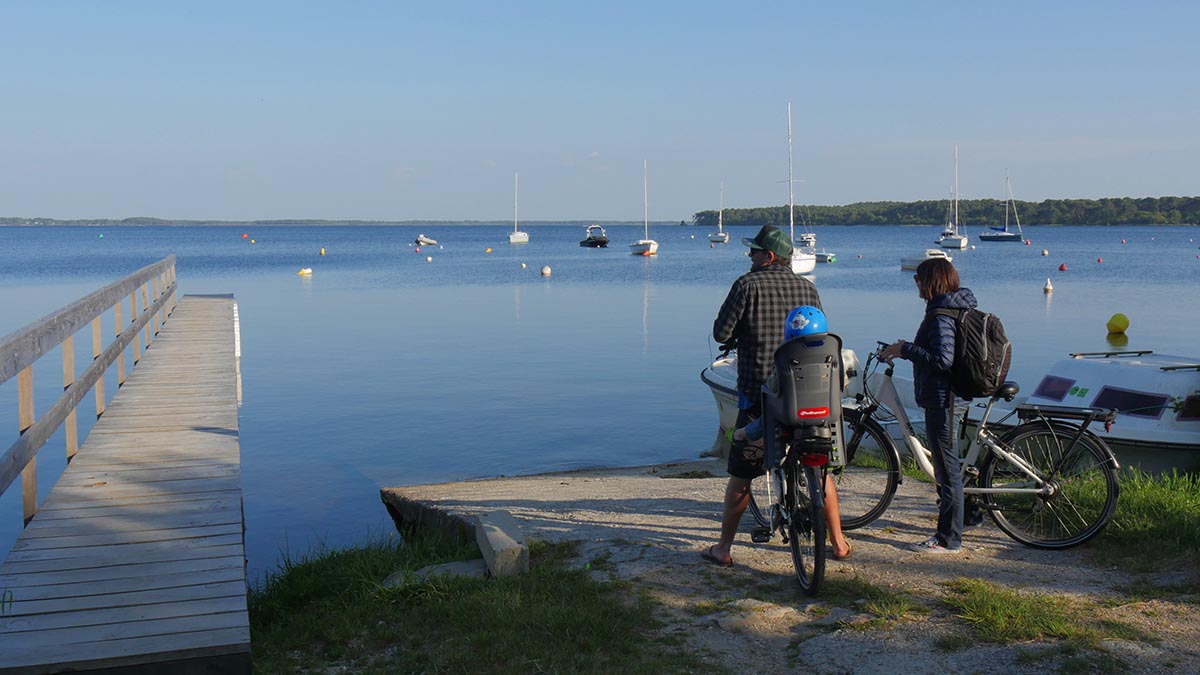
[939,234,968,249]
[508,231,529,244]
[967,351,1200,473]
[708,232,729,243]
[630,239,658,255]
[901,249,952,270]
[790,251,817,275]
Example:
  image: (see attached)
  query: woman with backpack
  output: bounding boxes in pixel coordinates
[879,258,977,554]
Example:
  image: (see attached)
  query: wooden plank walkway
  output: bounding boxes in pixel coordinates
[0,295,249,674]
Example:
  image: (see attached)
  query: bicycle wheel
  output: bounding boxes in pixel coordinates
[833,408,901,530]
[747,471,775,529]
[787,462,826,595]
[980,422,1120,549]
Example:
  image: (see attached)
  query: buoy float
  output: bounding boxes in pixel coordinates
[1025,240,1031,245]
[485,247,492,253]
[241,233,248,239]
[970,245,976,250]
[520,262,527,269]
[319,248,325,256]
[414,246,421,253]
[710,243,714,249]
[1041,249,1049,256]
[250,239,255,244]
[1043,278,1053,293]
[1097,257,1103,263]
[1058,263,1067,271]
[1121,239,1126,244]
[425,256,433,263]
[1106,313,1129,334]
[857,255,862,259]
[690,235,695,239]
[97,233,104,239]
[297,267,312,276]
[540,265,552,277]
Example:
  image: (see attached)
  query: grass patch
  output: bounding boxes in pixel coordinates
[665,470,718,479]
[1113,577,1200,603]
[942,577,1153,648]
[249,531,712,674]
[820,575,928,627]
[1090,469,1200,570]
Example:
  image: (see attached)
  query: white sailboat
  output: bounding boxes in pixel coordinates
[978,171,1025,242]
[784,102,817,274]
[630,160,658,256]
[708,180,729,243]
[508,171,529,244]
[937,145,968,249]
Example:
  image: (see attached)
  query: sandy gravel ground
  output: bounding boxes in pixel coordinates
[391,458,1199,675]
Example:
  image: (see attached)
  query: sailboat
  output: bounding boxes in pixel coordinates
[784,102,817,274]
[708,180,729,243]
[979,171,1025,242]
[937,146,968,249]
[508,171,529,244]
[629,160,658,256]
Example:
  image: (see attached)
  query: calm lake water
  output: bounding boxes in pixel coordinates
[1,223,1198,578]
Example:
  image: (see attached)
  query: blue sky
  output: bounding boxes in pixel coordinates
[1,1,1196,221]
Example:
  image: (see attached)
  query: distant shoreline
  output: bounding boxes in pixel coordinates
[2,220,1195,228]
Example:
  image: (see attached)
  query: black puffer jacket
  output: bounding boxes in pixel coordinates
[901,288,977,408]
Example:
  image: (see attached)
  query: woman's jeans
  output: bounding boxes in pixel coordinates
[924,404,963,550]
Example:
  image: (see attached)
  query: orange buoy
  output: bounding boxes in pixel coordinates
[1058,263,1068,271]
[414,246,421,253]
[242,233,248,239]
[1097,257,1103,263]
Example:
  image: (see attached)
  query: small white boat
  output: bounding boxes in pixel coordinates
[708,181,729,243]
[508,172,529,244]
[415,234,438,246]
[978,171,1025,243]
[630,160,659,256]
[900,248,952,270]
[815,249,837,263]
[796,232,817,248]
[580,225,609,248]
[783,103,817,275]
[936,146,968,249]
[966,350,1200,473]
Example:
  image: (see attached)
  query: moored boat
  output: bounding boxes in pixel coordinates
[978,171,1025,243]
[580,225,609,248]
[900,248,952,270]
[415,234,438,246]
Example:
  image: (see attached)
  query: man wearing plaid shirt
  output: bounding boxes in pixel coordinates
[701,225,851,567]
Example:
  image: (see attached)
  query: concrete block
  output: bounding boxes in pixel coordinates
[476,510,528,577]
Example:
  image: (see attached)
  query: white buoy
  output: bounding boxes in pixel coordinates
[520,262,527,269]
[970,245,976,250]
[1041,249,1049,256]
[540,265,552,277]
[426,256,433,263]
[1043,278,1053,294]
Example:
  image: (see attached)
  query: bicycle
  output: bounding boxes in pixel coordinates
[743,332,845,596]
[827,341,1121,549]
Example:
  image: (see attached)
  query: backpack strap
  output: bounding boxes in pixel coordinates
[934,307,966,320]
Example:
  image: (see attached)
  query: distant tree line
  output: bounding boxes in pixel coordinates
[692,196,1200,228]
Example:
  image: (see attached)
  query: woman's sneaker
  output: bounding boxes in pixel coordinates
[911,535,961,554]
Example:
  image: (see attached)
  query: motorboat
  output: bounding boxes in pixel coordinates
[629,160,659,256]
[580,225,609,248]
[978,171,1025,243]
[815,249,837,263]
[900,248,952,270]
[415,234,438,246]
[508,172,529,244]
[708,181,729,243]
[965,350,1200,473]
[782,103,817,275]
[936,146,968,249]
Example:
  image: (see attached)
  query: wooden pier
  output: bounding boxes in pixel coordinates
[0,259,249,673]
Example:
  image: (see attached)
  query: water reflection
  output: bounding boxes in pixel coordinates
[1106,332,1130,348]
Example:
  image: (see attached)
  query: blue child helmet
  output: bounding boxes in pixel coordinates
[785,305,827,340]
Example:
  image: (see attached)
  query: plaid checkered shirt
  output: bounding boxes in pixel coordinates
[713,264,823,397]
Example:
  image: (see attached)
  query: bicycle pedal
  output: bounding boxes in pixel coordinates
[750,527,772,543]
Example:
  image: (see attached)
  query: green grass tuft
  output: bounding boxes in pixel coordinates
[1091,469,1200,570]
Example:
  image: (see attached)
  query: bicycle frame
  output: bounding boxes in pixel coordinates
[857,355,1055,497]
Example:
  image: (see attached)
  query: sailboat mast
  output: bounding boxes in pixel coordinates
[514,171,519,234]
[787,102,795,239]
[718,179,724,232]
[643,159,649,238]
[953,145,959,233]
[1003,169,1010,232]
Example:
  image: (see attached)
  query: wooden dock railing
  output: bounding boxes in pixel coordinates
[0,256,177,524]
